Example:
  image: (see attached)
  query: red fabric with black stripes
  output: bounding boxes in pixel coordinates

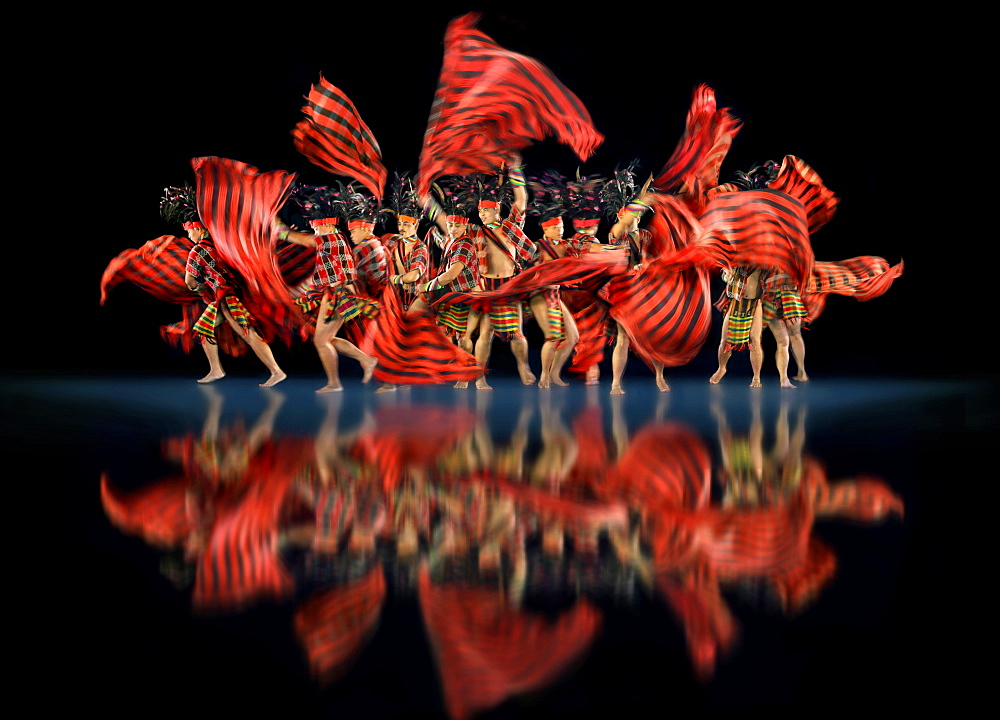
[767,155,839,234]
[801,256,903,321]
[417,12,602,195]
[192,156,302,344]
[100,235,197,305]
[294,567,386,685]
[418,566,600,720]
[653,84,742,215]
[363,285,482,384]
[292,76,387,201]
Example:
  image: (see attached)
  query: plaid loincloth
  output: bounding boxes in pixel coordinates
[724,297,760,351]
[763,288,807,323]
[193,296,252,344]
[481,276,522,341]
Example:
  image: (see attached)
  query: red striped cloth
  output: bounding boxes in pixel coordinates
[653,84,742,216]
[768,155,839,234]
[364,285,482,385]
[294,567,386,686]
[418,566,600,720]
[100,235,198,305]
[192,156,301,344]
[417,13,602,196]
[292,76,387,201]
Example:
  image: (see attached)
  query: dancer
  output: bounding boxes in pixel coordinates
[161,186,287,387]
[464,162,538,389]
[277,186,378,392]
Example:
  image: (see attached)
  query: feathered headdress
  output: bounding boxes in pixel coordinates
[472,172,513,209]
[730,160,780,191]
[599,161,640,218]
[565,171,604,223]
[528,170,569,222]
[292,183,349,227]
[382,173,421,222]
[159,185,201,227]
[433,175,479,221]
[343,186,379,225]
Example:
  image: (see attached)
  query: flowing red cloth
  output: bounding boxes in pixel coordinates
[768,154,840,234]
[416,12,602,196]
[440,250,628,313]
[653,84,742,215]
[100,235,198,305]
[292,75,387,201]
[802,256,904,321]
[294,567,386,685]
[418,566,600,720]
[100,473,192,548]
[192,156,302,345]
[363,284,482,384]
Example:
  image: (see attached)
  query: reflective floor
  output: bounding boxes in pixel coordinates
[13,375,982,716]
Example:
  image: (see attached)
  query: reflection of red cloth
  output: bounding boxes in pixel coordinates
[418,566,600,720]
[100,474,191,547]
[294,566,386,685]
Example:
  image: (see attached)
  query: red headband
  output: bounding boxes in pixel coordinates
[446,215,469,223]
[309,217,339,228]
[397,214,418,224]
[347,220,375,230]
[572,218,600,228]
[541,217,563,228]
[182,221,204,230]
[478,201,499,209]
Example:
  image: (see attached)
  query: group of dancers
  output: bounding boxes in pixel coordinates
[101,14,902,393]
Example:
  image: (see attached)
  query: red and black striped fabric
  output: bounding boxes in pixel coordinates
[802,256,903,321]
[364,285,482,385]
[100,235,198,306]
[294,567,386,686]
[417,13,602,196]
[688,189,816,291]
[292,75,387,201]
[653,84,742,215]
[192,156,302,344]
[418,566,601,720]
[100,473,192,548]
[768,155,839,234]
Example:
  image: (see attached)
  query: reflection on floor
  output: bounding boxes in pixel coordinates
[15,376,976,716]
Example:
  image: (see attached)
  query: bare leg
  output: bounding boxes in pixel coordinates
[654,362,670,392]
[530,294,555,388]
[709,312,733,384]
[749,303,764,388]
[768,318,796,389]
[313,297,344,392]
[610,323,629,395]
[455,308,480,389]
[222,307,285,387]
[549,300,578,387]
[787,319,808,381]
[197,336,226,383]
[511,305,536,385]
[585,363,600,385]
[474,314,493,390]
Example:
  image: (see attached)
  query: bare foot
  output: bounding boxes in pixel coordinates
[375,383,397,394]
[261,371,287,388]
[585,377,599,385]
[610,384,625,395]
[316,383,344,393]
[454,380,469,389]
[780,379,797,389]
[793,373,809,382]
[197,371,226,384]
[476,377,493,391]
[709,368,726,384]
[518,365,536,385]
[750,378,762,388]
[538,376,551,389]
[361,357,378,384]
[655,375,671,392]
[551,376,569,387]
